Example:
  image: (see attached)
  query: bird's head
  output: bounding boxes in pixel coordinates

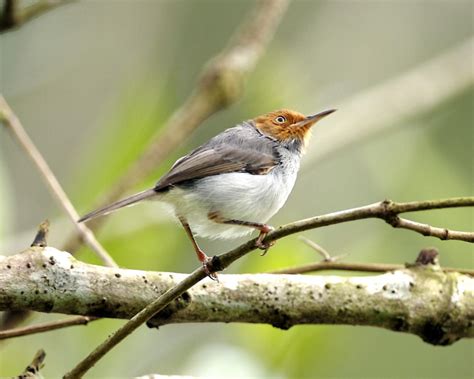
[253,108,336,149]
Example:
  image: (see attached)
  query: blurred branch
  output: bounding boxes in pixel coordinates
[63,0,290,254]
[0,316,97,340]
[0,0,73,33]
[0,95,118,268]
[272,260,407,274]
[274,237,473,275]
[1,247,472,348]
[303,37,474,167]
[298,235,347,262]
[271,258,474,276]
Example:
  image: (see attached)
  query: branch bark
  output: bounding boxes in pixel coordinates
[0,247,472,347]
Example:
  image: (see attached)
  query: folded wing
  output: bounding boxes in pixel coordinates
[155,125,279,191]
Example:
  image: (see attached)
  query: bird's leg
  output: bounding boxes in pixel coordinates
[178,216,218,280]
[208,212,275,255]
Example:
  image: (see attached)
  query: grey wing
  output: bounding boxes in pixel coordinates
[155,124,279,190]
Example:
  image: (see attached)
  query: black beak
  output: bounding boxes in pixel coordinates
[295,109,337,128]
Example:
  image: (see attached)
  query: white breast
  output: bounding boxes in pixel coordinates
[160,150,300,239]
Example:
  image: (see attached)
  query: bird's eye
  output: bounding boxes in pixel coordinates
[275,116,286,124]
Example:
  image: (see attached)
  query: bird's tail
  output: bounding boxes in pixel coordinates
[78,188,157,223]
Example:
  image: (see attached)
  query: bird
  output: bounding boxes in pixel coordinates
[79,108,335,277]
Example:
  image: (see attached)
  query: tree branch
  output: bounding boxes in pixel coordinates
[388,216,474,242]
[271,260,474,276]
[0,316,96,340]
[7,253,472,342]
[1,247,472,349]
[258,198,474,246]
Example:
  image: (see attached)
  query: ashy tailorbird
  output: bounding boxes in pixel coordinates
[79,109,335,276]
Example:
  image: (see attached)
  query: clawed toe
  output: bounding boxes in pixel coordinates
[256,225,275,256]
[256,240,276,255]
[202,257,219,281]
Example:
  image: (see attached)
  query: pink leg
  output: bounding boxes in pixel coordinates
[208,212,275,254]
[179,216,218,280]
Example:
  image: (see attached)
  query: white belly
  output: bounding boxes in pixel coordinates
[160,169,297,239]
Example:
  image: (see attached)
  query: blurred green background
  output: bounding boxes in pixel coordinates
[0,0,473,377]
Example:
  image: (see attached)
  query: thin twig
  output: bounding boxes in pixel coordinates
[281,198,474,249]
[0,95,118,268]
[62,196,472,378]
[215,197,474,269]
[390,216,474,241]
[270,260,474,276]
[285,237,472,275]
[298,236,333,261]
[62,0,290,255]
[0,316,97,340]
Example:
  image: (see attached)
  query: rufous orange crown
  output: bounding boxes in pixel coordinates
[253,108,335,146]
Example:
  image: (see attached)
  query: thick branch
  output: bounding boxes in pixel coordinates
[0,247,472,347]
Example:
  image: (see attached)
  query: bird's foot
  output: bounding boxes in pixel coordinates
[255,224,275,256]
[196,249,219,281]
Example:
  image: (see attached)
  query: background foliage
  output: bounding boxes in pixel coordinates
[1,1,472,377]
